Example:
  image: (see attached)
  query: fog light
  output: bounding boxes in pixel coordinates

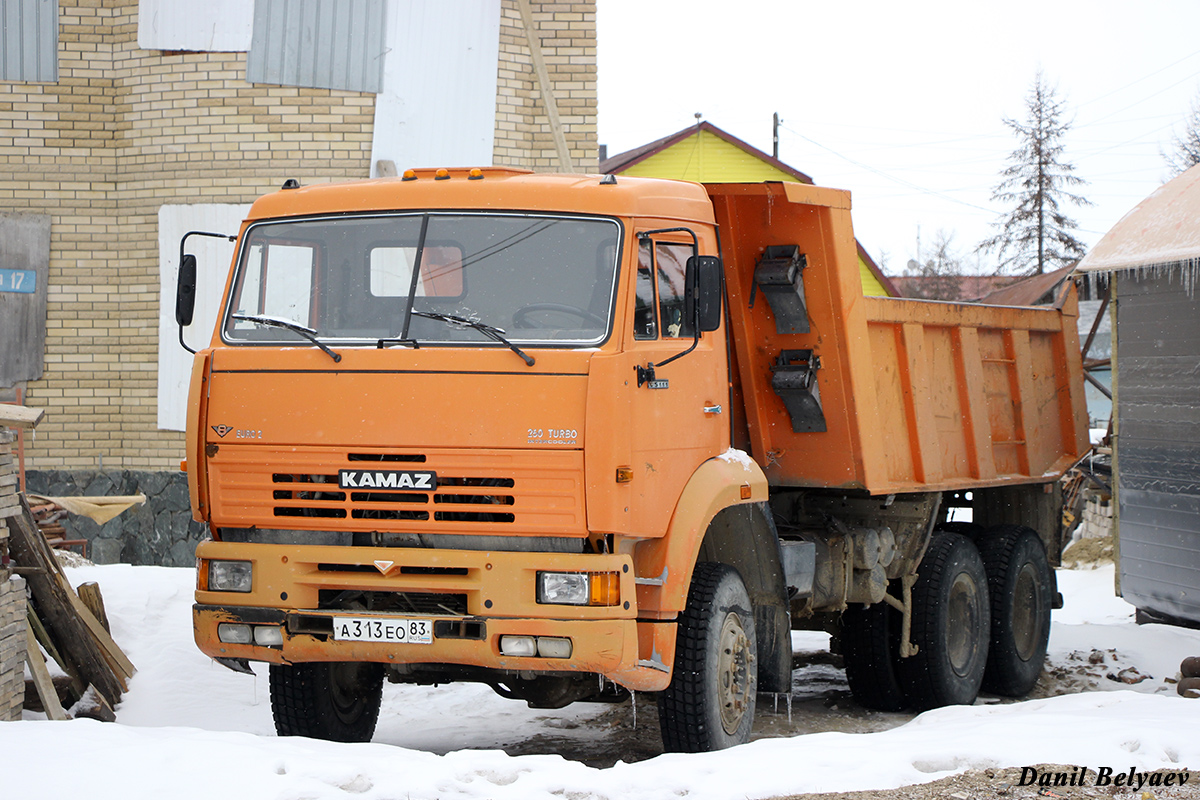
[537,637,572,659]
[218,623,252,644]
[499,635,537,657]
[209,560,253,592]
[253,626,284,646]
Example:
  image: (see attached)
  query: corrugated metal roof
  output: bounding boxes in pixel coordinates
[1,0,58,83]
[246,0,387,93]
[1078,163,1200,274]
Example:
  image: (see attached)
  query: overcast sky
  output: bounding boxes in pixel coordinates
[596,0,1200,275]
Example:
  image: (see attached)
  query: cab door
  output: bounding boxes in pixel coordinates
[620,232,729,537]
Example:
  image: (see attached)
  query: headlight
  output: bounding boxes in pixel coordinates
[209,560,253,592]
[537,571,620,606]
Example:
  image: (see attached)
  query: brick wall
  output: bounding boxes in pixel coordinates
[494,1,598,171]
[4,0,597,475]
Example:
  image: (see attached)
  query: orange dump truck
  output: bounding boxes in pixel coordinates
[177,170,1088,752]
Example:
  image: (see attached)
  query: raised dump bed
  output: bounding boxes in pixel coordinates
[708,181,1089,493]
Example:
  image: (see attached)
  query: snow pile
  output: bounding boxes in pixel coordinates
[2,564,1198,800]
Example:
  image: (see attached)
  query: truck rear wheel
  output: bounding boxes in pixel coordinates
[841,598,908,711]
[898,532,989,709]
[658,562,757,752]
[270,661,384,742]
[976,525,1052,696]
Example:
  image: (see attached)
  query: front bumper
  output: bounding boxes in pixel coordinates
[193,541,674,691]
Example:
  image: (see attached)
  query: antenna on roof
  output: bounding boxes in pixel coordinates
[694,112,702,126]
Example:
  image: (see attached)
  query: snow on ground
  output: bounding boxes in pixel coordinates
[3,563,1200,800]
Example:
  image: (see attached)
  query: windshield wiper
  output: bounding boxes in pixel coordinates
[410,311,535,367]
[232,313,342,363]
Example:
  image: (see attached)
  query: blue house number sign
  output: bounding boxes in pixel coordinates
[0,268,36,294]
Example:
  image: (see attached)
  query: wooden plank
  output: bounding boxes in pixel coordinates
[62,579,135,681]
[77,582,111,634]
[7,495,126,705]
[27,606,85,704]
[0,403,44,429]
[25,622,70,720]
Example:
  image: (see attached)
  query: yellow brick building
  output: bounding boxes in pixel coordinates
[1,0,597,473]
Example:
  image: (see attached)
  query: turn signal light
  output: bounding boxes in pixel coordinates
[589,572,620,606]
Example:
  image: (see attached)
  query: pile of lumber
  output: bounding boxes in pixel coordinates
[9,495,135,720]
[28,500,87,556]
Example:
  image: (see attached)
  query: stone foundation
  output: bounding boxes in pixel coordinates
[25,470,207,567]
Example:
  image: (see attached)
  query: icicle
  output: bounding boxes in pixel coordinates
[773,693,779,713]
[786,692,793,724]
[629,692,637,729]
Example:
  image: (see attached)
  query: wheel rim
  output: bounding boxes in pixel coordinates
[1011,562,1041,660]
[717,610,753,735]
[946,571,983,677]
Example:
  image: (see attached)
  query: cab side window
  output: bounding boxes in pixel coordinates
[656,243,693,338]
[633,240,657,339]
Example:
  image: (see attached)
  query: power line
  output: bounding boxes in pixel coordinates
[780,124,996,213]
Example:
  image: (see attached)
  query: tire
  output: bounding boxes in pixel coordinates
[976,525,1052,697]
[270,661,384,742]
[897,532,990,709]
[841,598,908,712]
[658,562,757,752]
[937,521,985,539]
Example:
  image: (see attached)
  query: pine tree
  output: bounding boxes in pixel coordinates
[1164,91,1200,176]
[982,72,1091,275]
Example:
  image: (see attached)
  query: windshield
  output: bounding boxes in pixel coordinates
[222,213,621,346]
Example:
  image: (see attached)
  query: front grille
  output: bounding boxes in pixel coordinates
[318,589,469,615]
[209,447,585,536]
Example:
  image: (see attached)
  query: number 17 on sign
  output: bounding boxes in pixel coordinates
[0,269,36,294]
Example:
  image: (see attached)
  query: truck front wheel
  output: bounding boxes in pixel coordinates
[658,562,757,752]
[976,525,1052,697]
[898,532,990,709]
[269,661,384,742]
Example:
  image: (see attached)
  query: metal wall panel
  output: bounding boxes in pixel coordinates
[1116,271,1200,622]
[0,0,57,82]
[157,204,250,431]
[369,0,500,175]
[136,0,253,52]
[0,213,50,387]
[246,0,386,93]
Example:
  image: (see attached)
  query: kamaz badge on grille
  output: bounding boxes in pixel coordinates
[338,470,437,490]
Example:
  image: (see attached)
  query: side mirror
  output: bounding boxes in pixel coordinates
[176,253,197,327]
[686,255,723,332]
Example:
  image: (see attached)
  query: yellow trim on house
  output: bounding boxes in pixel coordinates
[619,130,799,184]
[859,264,888,296]
[616,128,892,297]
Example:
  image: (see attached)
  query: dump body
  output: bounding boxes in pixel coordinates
[708,181,1090,492]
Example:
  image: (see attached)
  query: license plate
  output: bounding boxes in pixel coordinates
[332,617,433,644]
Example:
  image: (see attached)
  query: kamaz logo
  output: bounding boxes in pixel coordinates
[338,470,437,490]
